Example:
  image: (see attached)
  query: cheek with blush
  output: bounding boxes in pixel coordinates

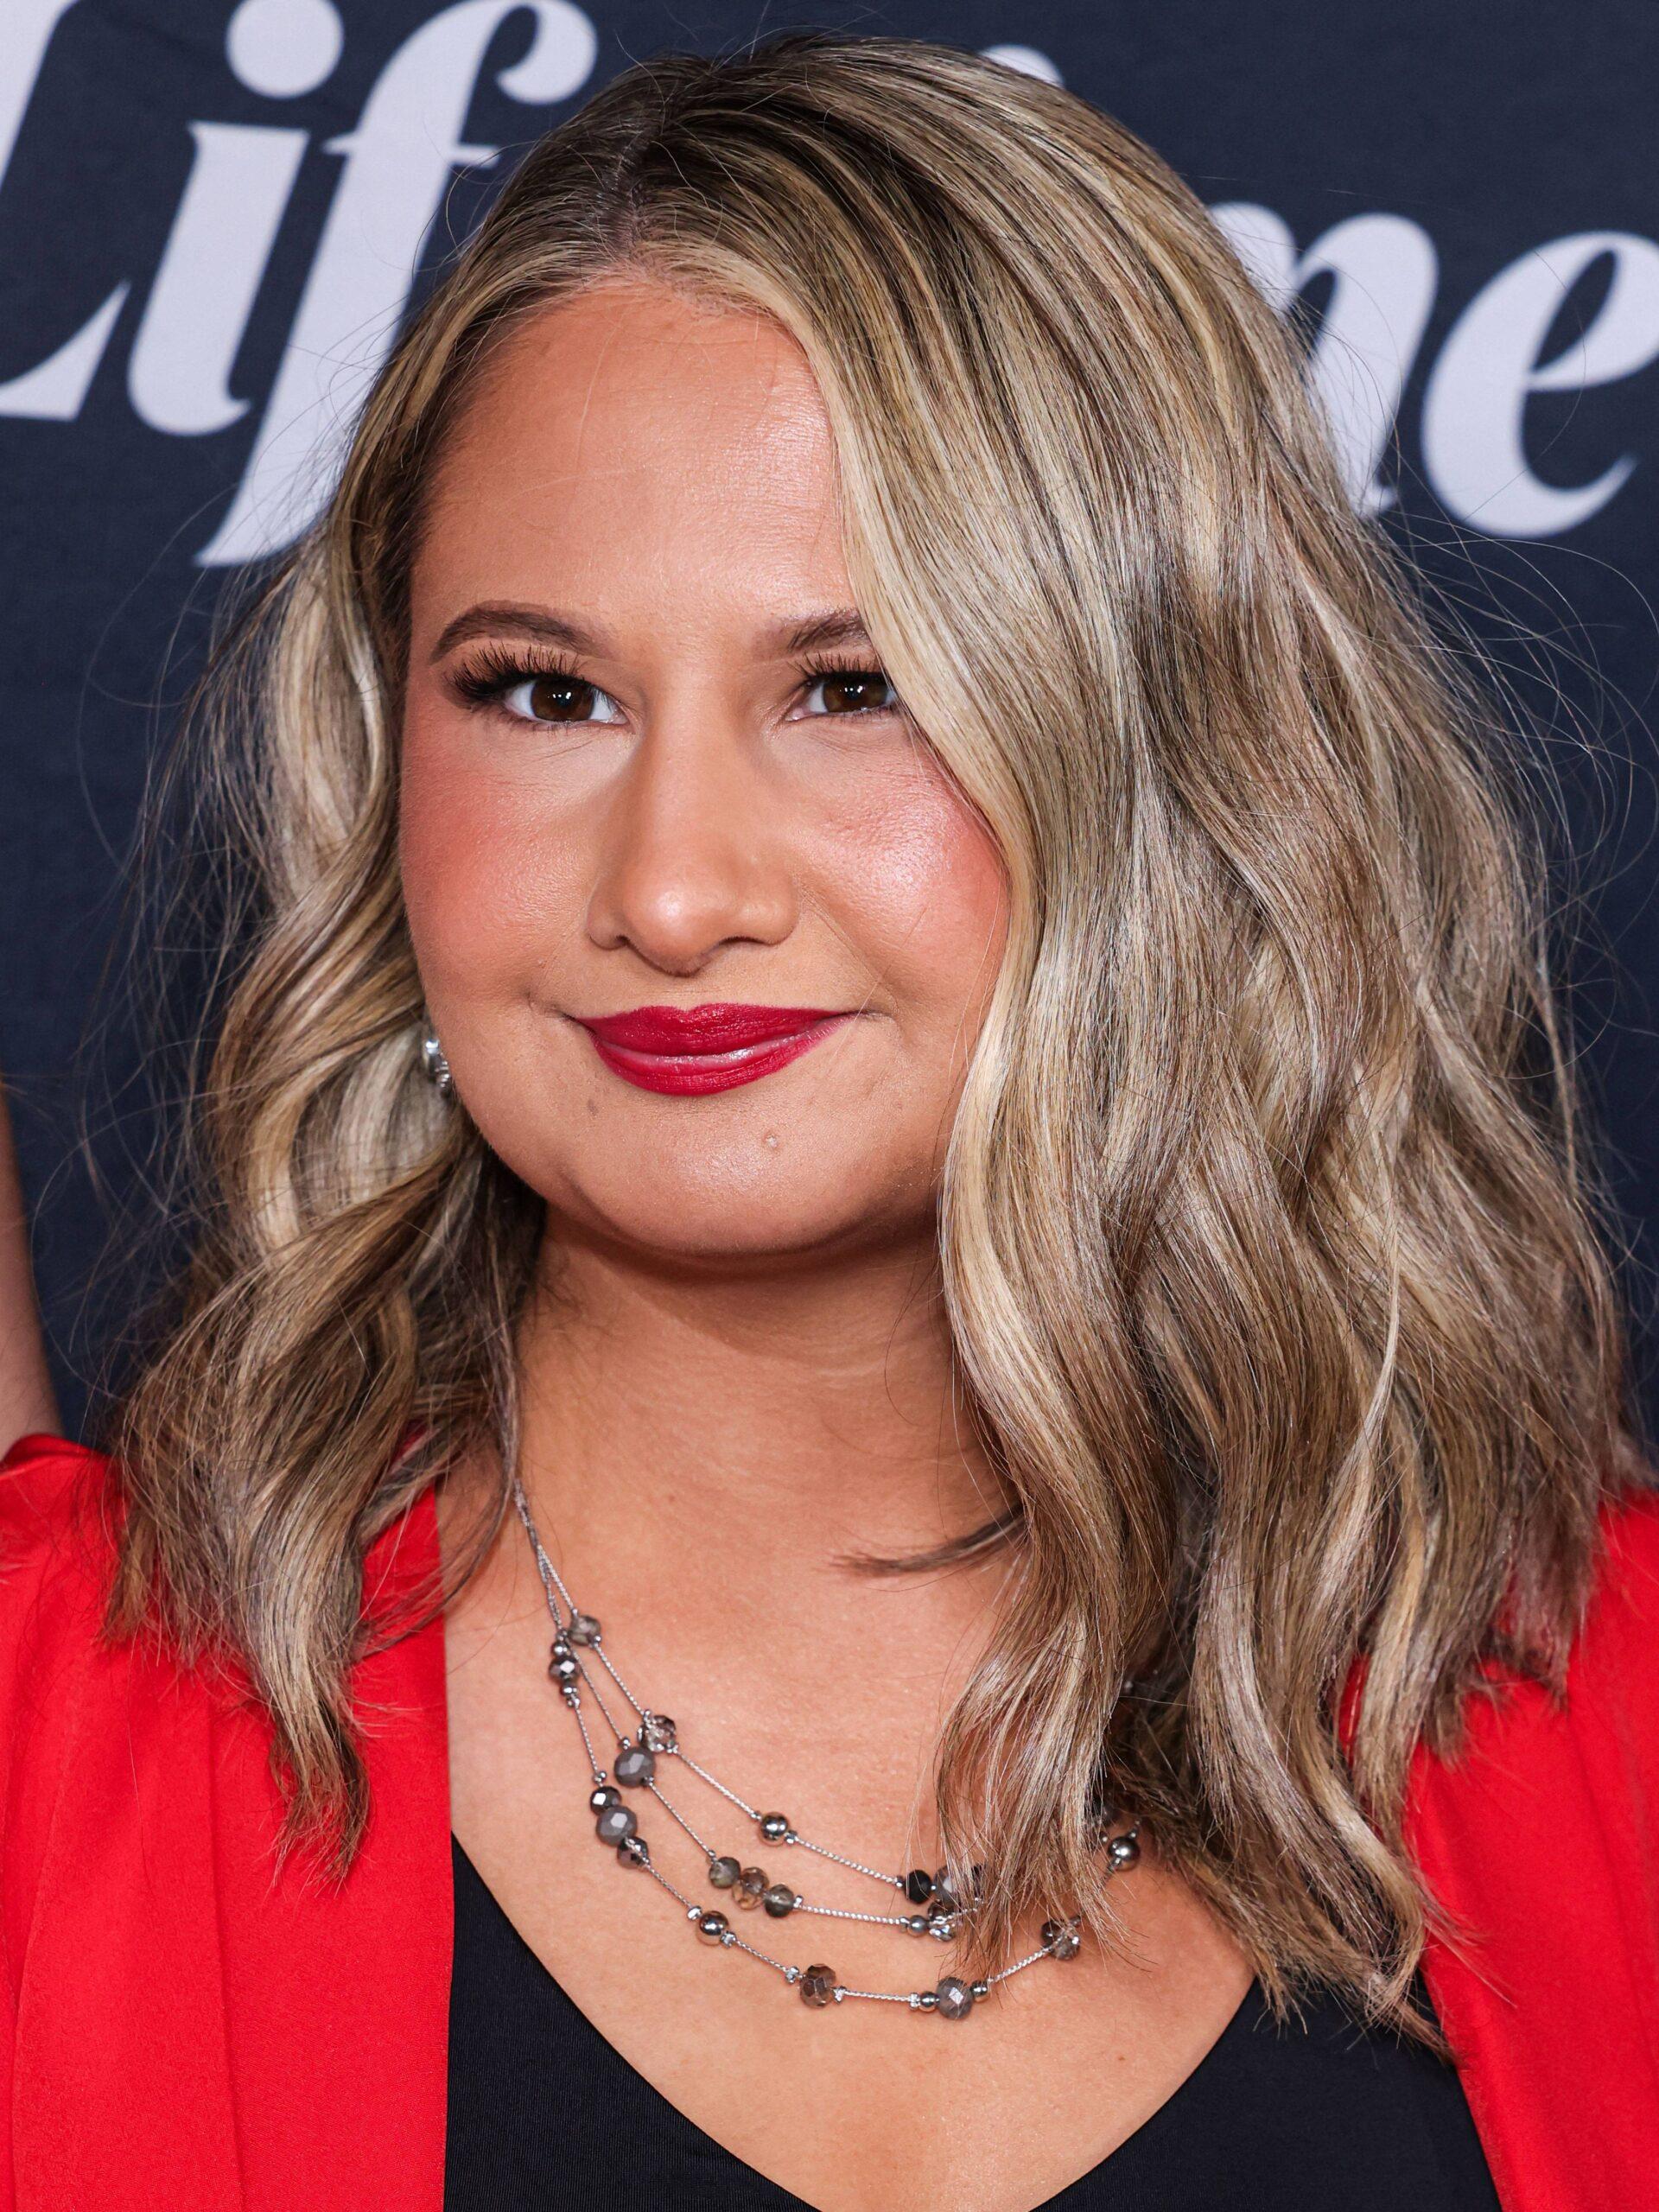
[796,736,1010,1100]
[397,718,594,1049]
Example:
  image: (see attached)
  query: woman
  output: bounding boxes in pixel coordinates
[2,31,1655,2212]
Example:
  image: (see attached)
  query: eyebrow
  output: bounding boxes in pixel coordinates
[427,601,875,664]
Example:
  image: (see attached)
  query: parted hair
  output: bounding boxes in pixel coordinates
[103,30,1646,2031]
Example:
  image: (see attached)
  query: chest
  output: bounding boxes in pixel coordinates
[444,1595,1308,2212]
[444,1830,1503,2212]
[10,1504,1657,2212]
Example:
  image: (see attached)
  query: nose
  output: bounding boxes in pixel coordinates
[583,707,798,976]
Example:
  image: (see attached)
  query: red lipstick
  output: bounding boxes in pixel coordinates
[571,1002,855,1096]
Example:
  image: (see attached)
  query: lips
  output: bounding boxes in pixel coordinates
[571,1002,855,1096]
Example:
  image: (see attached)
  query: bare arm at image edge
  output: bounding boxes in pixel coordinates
[0,1074,60,1452]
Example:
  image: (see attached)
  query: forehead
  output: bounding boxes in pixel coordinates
[414,276,848,620]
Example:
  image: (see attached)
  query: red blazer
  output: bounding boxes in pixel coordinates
[1,1431,1656,2210]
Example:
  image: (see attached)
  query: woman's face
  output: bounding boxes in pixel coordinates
[400,276,1009,1266]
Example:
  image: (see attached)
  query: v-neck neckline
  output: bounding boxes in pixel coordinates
[447,1829,1265,2210]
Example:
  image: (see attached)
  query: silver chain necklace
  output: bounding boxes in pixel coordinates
[510,1471,1142,2021]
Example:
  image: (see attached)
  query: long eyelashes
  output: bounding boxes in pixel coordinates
[443,645,900,724]
[447,644,575,709]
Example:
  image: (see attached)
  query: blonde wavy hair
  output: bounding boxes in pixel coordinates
[103,31,1646,2031]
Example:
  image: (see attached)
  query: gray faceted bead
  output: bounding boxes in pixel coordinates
[734,1866,768,1909]
[1042,1917,1083,1960]
[589,1785,620,1812]
[642,1713,677,1753]
[708,1855,741,1890]
[761,1883,797,1919]
[614,1744,656,1788]
[568,1612,602,1646]
[595,1802,638,1846]
[799,1963,838,2007]
[934,1976,976,2020]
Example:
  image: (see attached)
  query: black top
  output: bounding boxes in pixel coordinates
[446,1834,1500,2211]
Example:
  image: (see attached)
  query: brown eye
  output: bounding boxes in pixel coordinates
[528,675,591,721]
[802,667,898,716]
[501,671,624,726]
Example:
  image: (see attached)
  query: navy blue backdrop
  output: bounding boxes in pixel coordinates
[4,1,1658,1433]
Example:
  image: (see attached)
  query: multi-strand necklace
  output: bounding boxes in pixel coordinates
[511,1473,1142,2022]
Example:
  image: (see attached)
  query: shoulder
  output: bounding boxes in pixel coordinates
[1406,1481,1659,1894]
[1522,1480,1659,1748]
[0,1435,136,1996]
[0,1430,130,1779]
[1580,1479,1659,1663]
[0,1427,121,1538]
[0,1429,124,1664]
[1558,1478,1659,1779]
[1403,1490,1659,2195]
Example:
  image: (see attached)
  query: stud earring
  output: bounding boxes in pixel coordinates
[420,1026,454,1098]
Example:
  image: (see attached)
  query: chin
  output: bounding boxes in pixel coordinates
[551,1158,919,1270]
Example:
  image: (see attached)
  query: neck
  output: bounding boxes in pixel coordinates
[447,1218,1020,1878]
[511,1221,1007,1594]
